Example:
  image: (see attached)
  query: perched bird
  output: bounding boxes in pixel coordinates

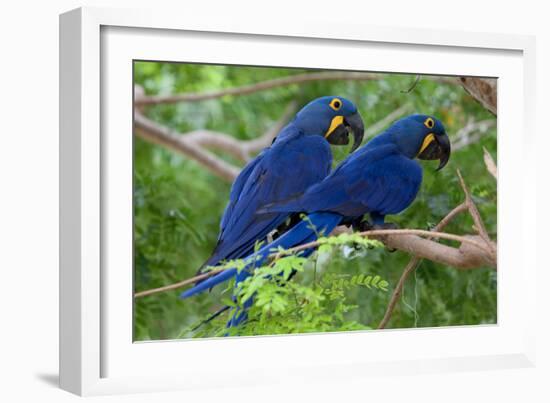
[191,96,365,286]
[261,114,451,229]
[181,115,450,325]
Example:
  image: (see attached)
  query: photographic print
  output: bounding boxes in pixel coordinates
[133,62,497,341]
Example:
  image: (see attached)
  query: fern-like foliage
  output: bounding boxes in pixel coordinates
[188,233,389,338]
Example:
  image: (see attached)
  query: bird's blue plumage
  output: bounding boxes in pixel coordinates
[201,127,332,269]
[196,96,364,280]
[181,212,342,298]
[260,114,450,224]
[266,143,423,220]
[184,113,450,332]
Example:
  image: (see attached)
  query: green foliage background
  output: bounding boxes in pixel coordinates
[133,62,497,341]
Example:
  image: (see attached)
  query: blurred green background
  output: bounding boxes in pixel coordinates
[133,62,497,341]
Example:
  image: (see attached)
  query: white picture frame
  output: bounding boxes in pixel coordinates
[59,6,537,396]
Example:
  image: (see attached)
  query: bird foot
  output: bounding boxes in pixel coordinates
[357,221,399,231]
[352,221,399,252]
[364,222,399,252]
[352,220,372,232]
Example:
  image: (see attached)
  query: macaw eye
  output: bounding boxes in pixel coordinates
[329,98,342,111]
[424,117,435,129]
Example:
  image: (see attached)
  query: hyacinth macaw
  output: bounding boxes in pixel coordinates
[181,115,451,327]
[193,96,365,286]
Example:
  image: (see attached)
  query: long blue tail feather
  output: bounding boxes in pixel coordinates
[180,212,342,300]
[226,247,318,328]
[180,269,238,299]
[225,212,343,329]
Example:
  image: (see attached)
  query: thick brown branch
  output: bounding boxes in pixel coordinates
[135,100,296,181]
[132,100,414,183]
[326,224,493,269]
[135,72,383,105]
[459,77,497,115]
[378,172,496,329]
[182,101,297,162]
[284,228,493,257]
[182,129,251,161]
[239,101,298,157]
[135,226,495,299]
[134,112,240,181]
[377,204,470,329]
[382,234,495,269]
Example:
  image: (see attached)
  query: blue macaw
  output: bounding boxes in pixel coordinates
[181,115,451,329]
[191,96,365,287]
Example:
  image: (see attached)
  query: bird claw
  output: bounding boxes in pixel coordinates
[352,220,373,232]
[349,220,399,252]
[368,222,399,252]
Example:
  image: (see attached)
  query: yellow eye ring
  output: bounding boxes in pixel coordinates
[329,98,342,111]
[424,117,435,129]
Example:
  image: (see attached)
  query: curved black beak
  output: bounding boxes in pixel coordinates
[418,132,451,171]
[326,112,365,153]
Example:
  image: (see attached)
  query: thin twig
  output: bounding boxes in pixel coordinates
[378,258,422,329]
[135,72,383,105]
[134,269,224,298]
[483,147,498,180]
[377,203,469,329]
[134,112,241,181]
[135,225,493,299]
[401,75,421,93]
[364,104,414,140]
[457,169,496,256]
[435,202,469,230]
[183,101,297,162]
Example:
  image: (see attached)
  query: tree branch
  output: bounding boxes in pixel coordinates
[377,170,496,329]
[135,212,496,299]
[282,228,493,258]
[457,170,497,257]
[483,147,498,180]
[134,269,225,298]
[182,101,297,162]
[364,104,414,140]
[134,99,297,181]
[132,76,498,303]
[134,112,241,182]
[377,258,421,330]
[133,100,415,182]
[458,77,497,115]
[135,72,383,105]
[134,75,495,185]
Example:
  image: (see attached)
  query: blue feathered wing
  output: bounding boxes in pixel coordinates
[262,143,423,219]
[198,126,333,275]
[184,143,423,299]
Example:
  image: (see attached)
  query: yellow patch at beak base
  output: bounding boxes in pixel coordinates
[418,133,435,155]
[325,115,344,138]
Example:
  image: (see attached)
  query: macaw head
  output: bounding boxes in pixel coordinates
[292,96,365,152]
[388,114,451,171]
